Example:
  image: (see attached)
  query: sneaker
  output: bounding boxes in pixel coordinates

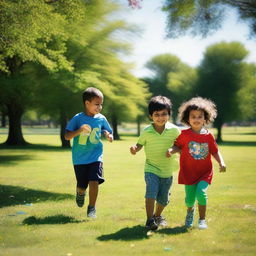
[87,205,97,218]
[76,192,85,208]
[185,208,195,228]
[198,219,208,229]
[154,215,167,227]
[145,217,158,231]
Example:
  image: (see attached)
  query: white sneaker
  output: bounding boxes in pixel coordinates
[154,215,167,227]
[198,219,207,229]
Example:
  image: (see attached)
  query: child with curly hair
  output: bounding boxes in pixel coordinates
[167,97,226,229]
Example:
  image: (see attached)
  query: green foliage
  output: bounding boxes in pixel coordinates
[162,0,256,38]
[238,63,256,121]
[196,41,248,128]
[144,54,196,118]
[0,0,150,144]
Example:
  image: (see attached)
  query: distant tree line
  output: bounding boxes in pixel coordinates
[1,0,255,146]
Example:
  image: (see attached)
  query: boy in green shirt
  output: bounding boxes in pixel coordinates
[130,96,180,230]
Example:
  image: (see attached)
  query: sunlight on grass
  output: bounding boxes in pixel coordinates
[0,126,255,256]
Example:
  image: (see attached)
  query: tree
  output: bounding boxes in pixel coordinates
[162,0,256,38]
[144,54,196,119]
[195,41,248,142]
[127,1,256,38]
[238,63,256,121]
[0,0,84,145]
[32,0,149,144]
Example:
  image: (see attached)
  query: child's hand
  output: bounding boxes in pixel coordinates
[166,148,173,158]
[219,164,226,172]
[130,146,137,155]
[80,124,91,134]
[104,131,113,142]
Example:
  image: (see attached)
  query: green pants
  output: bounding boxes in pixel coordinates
[185,180,209,207]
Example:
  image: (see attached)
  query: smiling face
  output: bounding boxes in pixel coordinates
[150,109,170,129]
[85,96,103,116]
[188,109,205,132]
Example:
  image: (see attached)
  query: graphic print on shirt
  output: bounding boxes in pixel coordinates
[188,141,209,160]
[78,124,100,145]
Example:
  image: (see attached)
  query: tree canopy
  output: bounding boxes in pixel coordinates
[144,54,197,118]
[162,0,256,38]
[195,41,249,141]
[127,0,256,38]
[0,0,149,145]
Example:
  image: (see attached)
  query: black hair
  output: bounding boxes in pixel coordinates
[148,95,172,116]
[82,87,103,103]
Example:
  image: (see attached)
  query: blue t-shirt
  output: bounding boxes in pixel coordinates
[66,112,113,165]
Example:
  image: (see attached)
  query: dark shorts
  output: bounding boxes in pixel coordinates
[74,161,104,189]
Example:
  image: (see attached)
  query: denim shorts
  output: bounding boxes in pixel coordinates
[144,172,173,206]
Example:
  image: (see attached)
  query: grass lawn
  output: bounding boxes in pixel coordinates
[0,126,256,256]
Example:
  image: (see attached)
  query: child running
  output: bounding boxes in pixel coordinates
[65,87,113,218]
[130,96,180,230]
[167,97,226,229]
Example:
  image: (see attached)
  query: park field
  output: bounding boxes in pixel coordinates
[0,126,256,256]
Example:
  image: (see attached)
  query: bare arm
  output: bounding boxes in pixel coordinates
[166,145,181,158]
[130,143,143,155]
[212,151,226,172]
[104,130,113,143]
[64,124,90,141]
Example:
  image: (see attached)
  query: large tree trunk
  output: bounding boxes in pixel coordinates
[111,115,120,140]
[5,102,27,145]
[1,112,7,127]
[216,123,223,143]
[137,118,141,136]
[60,111,70,148]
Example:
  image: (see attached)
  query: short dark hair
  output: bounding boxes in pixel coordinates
[82,87,103,103]
[148,95,172,116]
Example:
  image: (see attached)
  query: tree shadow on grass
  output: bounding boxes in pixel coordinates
[97,225,149,241]
[0,143,70,152]
[97,224,189,241]
[22,215,85,225]
[0,154,34,165]
[0,184,74,208]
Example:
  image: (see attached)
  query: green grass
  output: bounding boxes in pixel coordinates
[0,126,256,256]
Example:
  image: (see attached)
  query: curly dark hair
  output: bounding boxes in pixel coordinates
[82,87,103,103]
[148,95,172,116]
[178,97,217,126]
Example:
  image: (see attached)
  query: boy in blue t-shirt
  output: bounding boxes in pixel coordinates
[65,87,113,218]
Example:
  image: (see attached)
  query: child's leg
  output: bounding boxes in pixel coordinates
[154,203,165,217]
[144,173,159,219]
[146,198,156,219]
[185,184,197,210]
[184,184,197,227]
[198,205,206,220]
[155,176,173,217]
[88,181,99,207]
[87,161,104,208]
[77,187,86,195]
[196,180,209,220]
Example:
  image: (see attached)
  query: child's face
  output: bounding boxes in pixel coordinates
[85,96,103,116]
[150,109,169,127]
[188,109,205,131]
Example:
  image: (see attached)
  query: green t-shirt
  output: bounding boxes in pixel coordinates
[138,122,181,178]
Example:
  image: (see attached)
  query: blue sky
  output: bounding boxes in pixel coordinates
[117,0,256,77]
